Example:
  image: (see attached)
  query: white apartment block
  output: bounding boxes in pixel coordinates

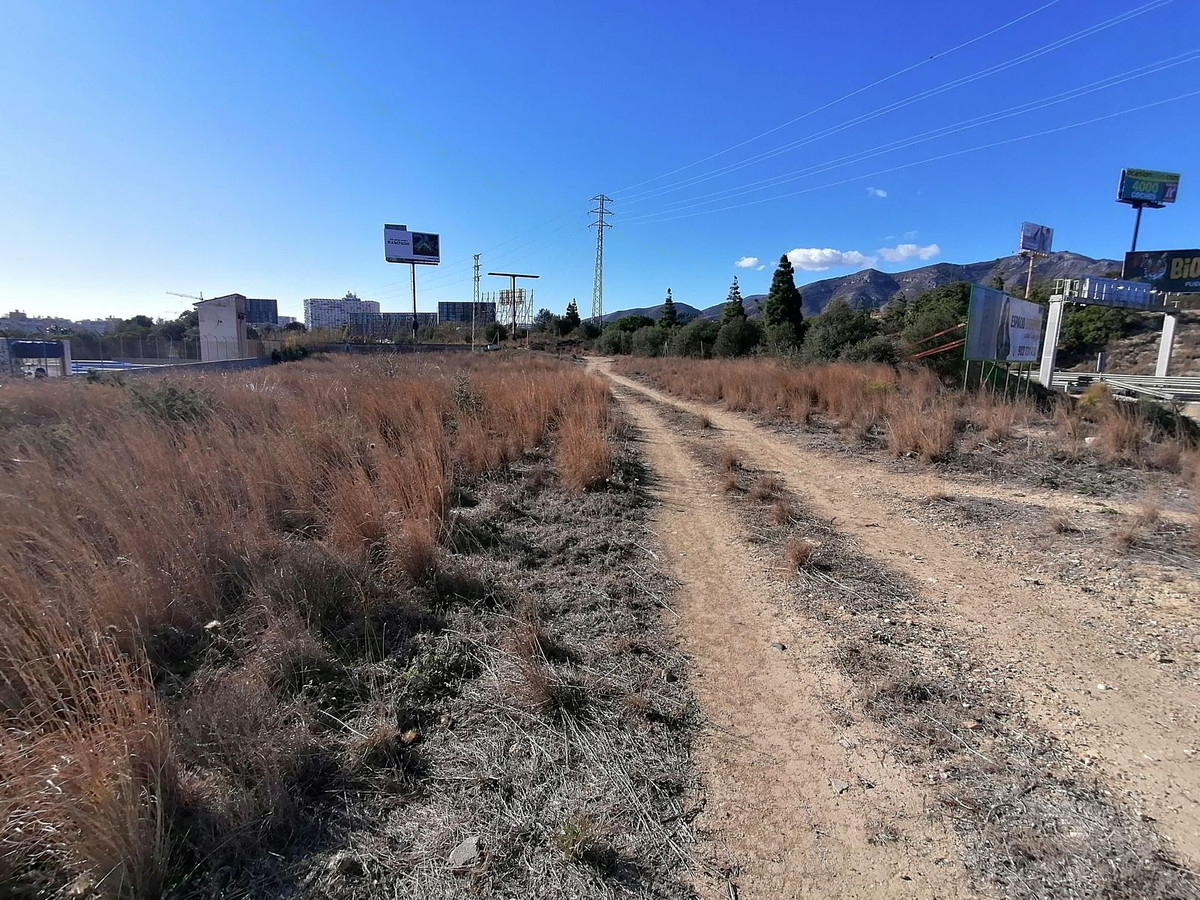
[303,293,381,330]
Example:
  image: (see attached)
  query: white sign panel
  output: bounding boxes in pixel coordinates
[384,224,440,265]
[1019,221,1053,255]
[965,285,1043,363]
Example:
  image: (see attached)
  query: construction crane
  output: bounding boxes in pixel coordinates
[166,291,203,302]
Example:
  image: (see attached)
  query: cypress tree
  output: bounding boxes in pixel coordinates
[764,254,804,334]
[720,277,747,326]
[660,288,678,328]
[563,299,582,331]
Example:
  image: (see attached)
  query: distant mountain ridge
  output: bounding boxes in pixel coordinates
[605,251,1119,323]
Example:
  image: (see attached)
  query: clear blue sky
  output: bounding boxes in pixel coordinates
[2,0,1198,322]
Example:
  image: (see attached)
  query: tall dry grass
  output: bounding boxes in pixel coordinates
[0,353,613,897]
[614,357,1194,472]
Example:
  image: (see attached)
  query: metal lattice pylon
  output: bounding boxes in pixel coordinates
[589,195,612,325]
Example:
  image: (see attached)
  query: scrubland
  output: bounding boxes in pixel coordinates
[0,355,692,898]
[613,357,1200,489]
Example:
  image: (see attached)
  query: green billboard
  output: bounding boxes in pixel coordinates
[1117,168,1180,206]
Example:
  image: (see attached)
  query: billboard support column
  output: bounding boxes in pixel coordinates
[1155,312,1177,377]
[1024,253,1035,300]
[1037,298,1065,387]
[411,262,418,343]
[1130,202,1145,253]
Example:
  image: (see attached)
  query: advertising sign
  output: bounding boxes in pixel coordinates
[1123,249,1200,294]
[965,285,1043,363]
[1019,221,1053,255]
[1117,169,1180,206]
[384,224,440,265]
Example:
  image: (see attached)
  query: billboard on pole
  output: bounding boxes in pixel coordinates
[1117,169,1180,206]
[1123,249,1200,294]
[384,224,440,265]
[965,285,1043,362]
[1019,222,1053,255]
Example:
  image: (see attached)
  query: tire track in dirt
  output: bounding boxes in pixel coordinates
[592,358,1200,870]
[609,379,978,898]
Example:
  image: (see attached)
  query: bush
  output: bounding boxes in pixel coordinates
[713,318,762,358]
[270,345,309,363]
[668,319,720,358]
[630,325,664,357]
[800,299,877,363]
[841,334,898,364]
[595,328,631,355]
[130,382,211,423]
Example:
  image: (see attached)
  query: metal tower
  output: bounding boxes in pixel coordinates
[589,194,612,325]
[472,253,481,349]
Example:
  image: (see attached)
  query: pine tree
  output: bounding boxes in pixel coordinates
[720,277,746,326]
[563,298,581,331]
[660,288,678,329]
[764,254,804,334]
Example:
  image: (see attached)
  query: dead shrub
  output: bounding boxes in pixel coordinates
[769,499,795,524]
[720,471,739,493]
[720,448,740,472]
[1049,514,1079,535]
[1096,403,1144,465]
[697,413,713,429]
[784,538,819,570]
[749,475,783,501]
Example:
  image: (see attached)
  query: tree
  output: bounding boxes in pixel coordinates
[660,289,678,329]
[284,321,307,332]
[484,321,508,343]
[533,308,559,333]
[763,254,805,347]
[720,277,746,326]
[668,319,720,358]
[799,298,878,363]
[562,299,582,332]
[714,317,762,357]
[630,325,663,357]
[901,282,971,376]
[610,314,655,333]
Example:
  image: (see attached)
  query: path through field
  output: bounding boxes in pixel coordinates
[587,357,1200,898]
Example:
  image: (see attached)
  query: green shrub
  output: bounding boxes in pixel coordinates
[130,382,211,423]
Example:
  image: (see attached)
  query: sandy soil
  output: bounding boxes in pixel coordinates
[589,356,1200,893]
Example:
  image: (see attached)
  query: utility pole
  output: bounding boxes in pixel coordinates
[590,194,612,326]
[473,253,481,350]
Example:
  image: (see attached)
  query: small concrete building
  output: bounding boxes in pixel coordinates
[196,294,249,361]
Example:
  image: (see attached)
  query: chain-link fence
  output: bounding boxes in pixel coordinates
[70,337,281,369]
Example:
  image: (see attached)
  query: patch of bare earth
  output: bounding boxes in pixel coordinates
[592,357,1199,899]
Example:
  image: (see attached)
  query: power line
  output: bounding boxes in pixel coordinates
[623,49,1200,219]
[621,88,1200,226]
[616,0,1175,206]
[606,0,1068,197]
[590,195,612,325]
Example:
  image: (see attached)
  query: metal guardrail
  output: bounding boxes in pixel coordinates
[1048,371,1200,402]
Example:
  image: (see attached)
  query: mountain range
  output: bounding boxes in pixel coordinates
[602,251,1120,323]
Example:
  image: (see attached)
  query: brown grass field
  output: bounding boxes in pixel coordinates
[0,354,617,897]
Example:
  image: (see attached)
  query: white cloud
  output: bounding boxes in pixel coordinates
[786,248,875,272]
[734,256,760,269]
[903,230,920,239]
[866,186,888,198]
[877,242,940,263]
[756,264,766,271]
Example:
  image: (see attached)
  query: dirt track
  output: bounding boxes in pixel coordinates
[588,357,1200,897]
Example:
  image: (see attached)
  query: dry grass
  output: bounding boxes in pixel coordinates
[783,538,819,570]
[749,475,783,501]
[0,353,615,897]
[720,448,741,472]
[613,358,1199,479]
[696,412,713,429]
[720,471,739,493]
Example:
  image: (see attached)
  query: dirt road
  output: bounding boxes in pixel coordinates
[597,369,977,898]
[588,357,1200,894]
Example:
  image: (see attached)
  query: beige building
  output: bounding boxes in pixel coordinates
[196,294,249,361]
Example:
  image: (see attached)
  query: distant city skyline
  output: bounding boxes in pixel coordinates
[2,1,1198,322]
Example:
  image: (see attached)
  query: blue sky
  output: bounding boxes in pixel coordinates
[2,0,1198,322]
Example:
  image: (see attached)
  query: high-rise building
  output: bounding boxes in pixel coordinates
[303,293,381,330]
[437,301,496,324]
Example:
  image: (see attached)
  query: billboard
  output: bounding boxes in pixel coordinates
[965,285,1043,363]
[1117,169,1180,206]
[1123,249,1200,294]
[384,224,440,265]
[1019,221,1053,255]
